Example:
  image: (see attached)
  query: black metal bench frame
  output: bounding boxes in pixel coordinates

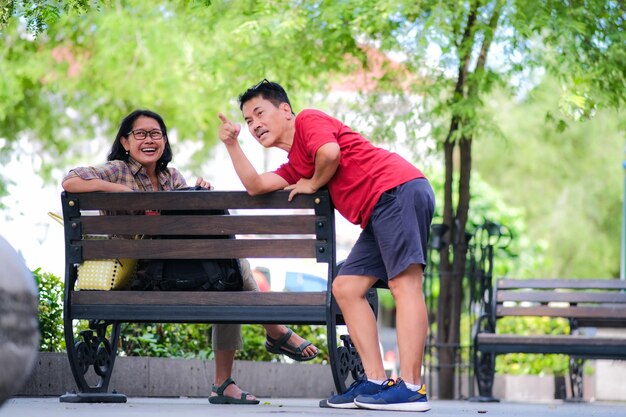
[59,189,373,403]
[472,278,626,402]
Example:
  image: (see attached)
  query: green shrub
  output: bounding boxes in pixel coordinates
[119,322,328,363]
[120,323,213,358]
[494,316,570,376]
[33,268,65,352]
[238,324,328,363]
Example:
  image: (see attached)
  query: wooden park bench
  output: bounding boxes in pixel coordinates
[58,189,374,403]
[472,278,626,402]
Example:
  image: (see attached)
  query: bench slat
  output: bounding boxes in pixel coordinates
[68,190,320,211]
[497,291,626,304]
[477,334,626,346]
[497,305,626,319]
[476,334,626,357]
[80,239,318,259]
[71,292,328,324]
[81,215,318,236]
[70,305,328,324]
[72,291,326,306]
[497,279,626,290]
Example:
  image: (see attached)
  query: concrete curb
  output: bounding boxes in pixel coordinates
[18,352,335,398]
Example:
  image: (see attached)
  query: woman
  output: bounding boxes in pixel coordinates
[62,109,318,404]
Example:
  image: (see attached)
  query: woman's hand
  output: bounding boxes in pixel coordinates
[195,177,213,190]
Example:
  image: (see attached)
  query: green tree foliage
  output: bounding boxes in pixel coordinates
[0,0,365,181]
[475,80,624,278]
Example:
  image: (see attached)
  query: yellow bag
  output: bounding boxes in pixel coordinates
[75,256,137,290]
[48,212,138,290]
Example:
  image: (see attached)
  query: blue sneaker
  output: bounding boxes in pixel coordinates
[354,378,430,411]
[324,378,384,409]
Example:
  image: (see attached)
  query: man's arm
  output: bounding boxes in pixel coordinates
[284,142,340,201]
[218,113,288,195]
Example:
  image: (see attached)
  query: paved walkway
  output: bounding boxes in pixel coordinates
[1,397,624,417]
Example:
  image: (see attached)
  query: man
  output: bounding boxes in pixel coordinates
[218,79,434,412]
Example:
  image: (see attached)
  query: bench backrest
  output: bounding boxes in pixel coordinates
[492,278,626,327]
[61,189,336,291]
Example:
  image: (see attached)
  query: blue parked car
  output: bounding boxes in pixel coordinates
[283,271,327,292]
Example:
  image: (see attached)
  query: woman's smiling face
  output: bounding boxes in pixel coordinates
[121,116,167,170]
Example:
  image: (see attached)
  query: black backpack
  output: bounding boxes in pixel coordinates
[143,257,243,291]
[139,188,244,291]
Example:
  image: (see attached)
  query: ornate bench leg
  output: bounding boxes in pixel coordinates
[568,357,585,402]
[60,319,126,403]
[470,349,499,402]
[469,313,499,402]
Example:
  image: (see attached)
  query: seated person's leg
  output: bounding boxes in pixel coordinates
[239,259,319,361]
[210,323,258,404]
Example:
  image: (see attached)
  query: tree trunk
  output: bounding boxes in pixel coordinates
[436,1,477,398]
[436,0,501,399]
[436,136,457,399]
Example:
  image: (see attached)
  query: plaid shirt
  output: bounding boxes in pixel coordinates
[63,158,188,191]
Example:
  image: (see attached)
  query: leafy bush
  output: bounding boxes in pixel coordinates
[237,324,328,363]
[119,322,328,363]
[494,317,570,376]
[33,268,65,352]
[120,323,213,358]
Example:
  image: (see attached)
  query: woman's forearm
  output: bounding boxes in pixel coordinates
[62,177,131,192]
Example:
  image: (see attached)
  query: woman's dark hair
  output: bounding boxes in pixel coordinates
[107,109,173,171]
[238,79,294,114]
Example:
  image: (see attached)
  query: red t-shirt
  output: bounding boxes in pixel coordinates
[274,109,424,228]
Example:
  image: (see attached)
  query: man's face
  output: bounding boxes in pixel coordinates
[242,96,292,148]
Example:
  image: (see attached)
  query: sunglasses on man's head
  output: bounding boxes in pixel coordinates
[252,78,272,90]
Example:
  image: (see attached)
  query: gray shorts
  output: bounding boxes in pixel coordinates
[338,178,435,283]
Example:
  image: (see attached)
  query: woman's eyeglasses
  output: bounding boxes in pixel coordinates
[127,129,164,140]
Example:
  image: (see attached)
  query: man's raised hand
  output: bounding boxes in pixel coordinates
[218,113,241,145]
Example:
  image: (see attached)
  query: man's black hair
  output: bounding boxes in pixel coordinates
[238,79,294,114]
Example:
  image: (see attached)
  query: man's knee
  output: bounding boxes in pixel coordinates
[388,265,424,296]
[331,275,351,300]
[332,275,377,302]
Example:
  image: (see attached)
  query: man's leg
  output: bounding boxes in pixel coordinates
[353,264,430,411]
[387,264,428,385]
[332,273,384,380]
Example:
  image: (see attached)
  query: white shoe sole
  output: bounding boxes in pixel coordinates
[354,399,431,412]
[325,401,358,409]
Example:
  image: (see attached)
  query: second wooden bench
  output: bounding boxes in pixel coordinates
[473,278,626,401]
